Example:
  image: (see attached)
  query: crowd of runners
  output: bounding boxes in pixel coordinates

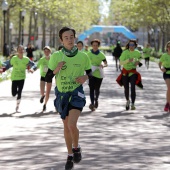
[0,26,170,170]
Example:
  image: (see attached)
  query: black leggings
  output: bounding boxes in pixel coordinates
[122,74,137,104]
[12,80,25,100]
[89,76,103,105]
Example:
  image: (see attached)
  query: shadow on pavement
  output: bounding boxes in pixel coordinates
[144,112,170,119]
[18,111,58,118]
[0,112,16,117]
[103,111,134,118]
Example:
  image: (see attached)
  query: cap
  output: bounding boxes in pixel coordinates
[43,46,51,52]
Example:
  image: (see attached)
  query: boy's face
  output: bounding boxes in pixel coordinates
[17,46,24,54]
[77,43,83,51]
[61,30,75,50]
[44,49,51,57]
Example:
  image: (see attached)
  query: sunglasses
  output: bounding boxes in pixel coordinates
[129,44,135,47]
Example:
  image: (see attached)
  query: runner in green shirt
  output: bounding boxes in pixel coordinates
[120,39,141,110]
[76,41,84,51]
[45,27,92,170]
[87,39,108,111]
[36,46,51,112]
[143,43,152,69]
[83,45,89,54]
[159,41,170,112]
[3,45,36,112]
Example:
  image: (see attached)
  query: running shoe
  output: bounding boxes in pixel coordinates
[72,147,82,163]
[164,102,169,112]
[40,95,45,103]
[65,156,74,170]
[126,100,130,110]
[89,104,95,111]
[43,104,46,112]
[94,100,98,108]
[131,104,136,110]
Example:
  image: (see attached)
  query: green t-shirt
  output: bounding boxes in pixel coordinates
[83,49,89,54]
[48,50,91,93]
[0,61,2,67]
[120,49,141,70]
[160,53,170,74]
[87,51,106,78]
[10,55,30,81]
[143,47,152,58]
[37,56,49,77]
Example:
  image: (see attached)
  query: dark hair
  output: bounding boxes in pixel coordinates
[165,41,170,52]
[59,27,76,40]
[125,39,138,49]
[58,45,63,50]
[77,41,84,46]
[91,39,101,46]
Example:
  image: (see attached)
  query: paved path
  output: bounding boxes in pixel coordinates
[0,56,170,170]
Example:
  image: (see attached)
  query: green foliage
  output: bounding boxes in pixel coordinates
[109,0,170,31]
[0,0,101,34]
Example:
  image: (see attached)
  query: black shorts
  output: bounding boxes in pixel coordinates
[40,76,46,82]
[163,73,170,80]
[59,104,83,117]
[145,57,150,61]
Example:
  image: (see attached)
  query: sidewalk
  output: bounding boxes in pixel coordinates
[0,56,170,170]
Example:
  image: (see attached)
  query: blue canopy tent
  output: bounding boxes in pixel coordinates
[78,25,137,41]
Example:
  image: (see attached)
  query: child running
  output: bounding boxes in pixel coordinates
[36,46,52,112]
[2,45,36,112]
[159,41,170,112]
[45,27,92,170]
[87,39,108,111]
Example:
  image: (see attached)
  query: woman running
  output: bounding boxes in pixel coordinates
[159,41,170,112]
[87,39,108,111]
[119,39,142,110]
[2,45,36,112]
[36,46,52,112]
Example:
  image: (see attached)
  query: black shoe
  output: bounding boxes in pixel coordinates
[94,100,98,108]
[40,95,45,103]
[126,100,130,110]
[89,104,95,111]
[43,104,46,111]
[65,156,74,170]
[72,147,82,163]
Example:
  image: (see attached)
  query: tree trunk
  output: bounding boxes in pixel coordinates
[28,10,32,44]
[42,13,46,49]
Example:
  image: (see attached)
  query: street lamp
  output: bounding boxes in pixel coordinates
[21,10,26,45]
[1,0,9,57]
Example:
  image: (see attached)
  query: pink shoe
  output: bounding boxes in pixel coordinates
[164,103,169,112]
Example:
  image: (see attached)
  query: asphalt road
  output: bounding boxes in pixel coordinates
[0,55,170,170]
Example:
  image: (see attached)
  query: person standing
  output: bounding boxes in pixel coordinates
[119,39,142,110]
[87,39,108,111]
[36,46,52,112]
[45,27,91,170]
[2,45,36,112]
[159,41,170,112]
[26,43,35,70]
[143,43,152,69]
[112,41,123,71]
